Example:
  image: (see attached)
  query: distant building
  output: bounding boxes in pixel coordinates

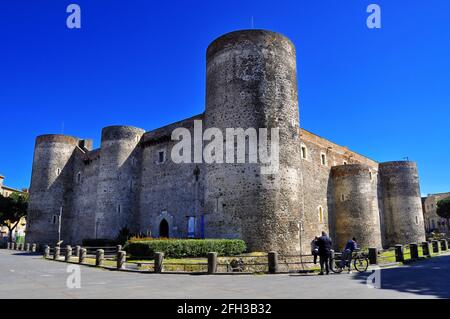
[0,175,28,242]
[0,175,25,197]
[422,193,450,234]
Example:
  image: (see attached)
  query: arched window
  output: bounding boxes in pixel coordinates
[159,219,169,238]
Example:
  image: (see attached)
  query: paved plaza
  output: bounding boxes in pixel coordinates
[0,250,449,299]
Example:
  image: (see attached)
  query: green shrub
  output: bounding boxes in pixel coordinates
[82,238,118,247]
[124,239,247,258]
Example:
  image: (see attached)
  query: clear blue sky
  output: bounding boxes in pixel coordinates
[0,0,449,195]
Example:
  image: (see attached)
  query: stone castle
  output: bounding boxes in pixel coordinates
[26,30,426,253]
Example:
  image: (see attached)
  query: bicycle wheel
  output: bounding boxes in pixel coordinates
[353,257,369,273]
[330,259,343,273]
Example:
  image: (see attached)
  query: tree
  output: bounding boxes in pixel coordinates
[0,192,28,242]
[436,197,450,219]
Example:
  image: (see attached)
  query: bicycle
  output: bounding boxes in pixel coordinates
[330,249,369,273]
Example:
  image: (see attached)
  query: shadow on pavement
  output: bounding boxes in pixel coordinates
[2,250,42,257]
[352,254,450,299]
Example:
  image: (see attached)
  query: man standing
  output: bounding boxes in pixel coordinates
[317,231,332,275]
[311,236,319,264]
[340,237,358,274]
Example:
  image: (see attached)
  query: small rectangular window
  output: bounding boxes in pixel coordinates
[158,151,165,163]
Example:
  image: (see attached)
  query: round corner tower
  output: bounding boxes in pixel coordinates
[204,29,301,253]
[379,161,425,247]
[331,164,382,250]
[96,125,145,239]
[26,134,80,245]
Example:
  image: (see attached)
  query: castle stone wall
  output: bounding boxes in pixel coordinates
[331,164,382,249]
[25,29,426,252]
[204,30,302,253]
[26,135,79,245]
[68,148,100,243]
[95,126,145,239]
[379,161,426,246]
[138,116,205,239]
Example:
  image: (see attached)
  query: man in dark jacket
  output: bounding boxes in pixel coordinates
[340,237,358,273]
[317,231,333,275]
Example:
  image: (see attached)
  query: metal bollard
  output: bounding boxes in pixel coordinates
[421,242,431,257]
[395,245,404,262]
[207,252,218,274]
[65,245,72,262]
[75,246,81,258]
[7,242,11,250]
[11,242,16,250]
[96,249,105,267]
[368,248,378,265]
[54,246,61,260]
[154,252,164,273]
[26,243,31,252]
[117,250,126,269]
[31,243,37,253]
[440,239,448,251]
[432,240,440,254]
[329,249,335,270]
[44,245,50,258]
[79,248,87,264]
[410,243,419,260]
[268,251,279,274]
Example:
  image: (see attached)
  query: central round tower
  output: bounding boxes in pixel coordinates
[204,30,301,253]
[96,126,145,239]
[331,164,382,250]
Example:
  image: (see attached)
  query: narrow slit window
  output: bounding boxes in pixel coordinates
[301,146,307,159]
[321,154,327,166]
[158,151,165,163]
[318,206,324,223]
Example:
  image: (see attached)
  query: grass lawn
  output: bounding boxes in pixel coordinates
[378,246,426,264]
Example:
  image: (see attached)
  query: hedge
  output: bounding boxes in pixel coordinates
[123,239,247,258]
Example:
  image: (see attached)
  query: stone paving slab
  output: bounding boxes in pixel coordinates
[1,250,449,299]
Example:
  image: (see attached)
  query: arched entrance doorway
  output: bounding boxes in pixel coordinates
[159,219,169,238]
